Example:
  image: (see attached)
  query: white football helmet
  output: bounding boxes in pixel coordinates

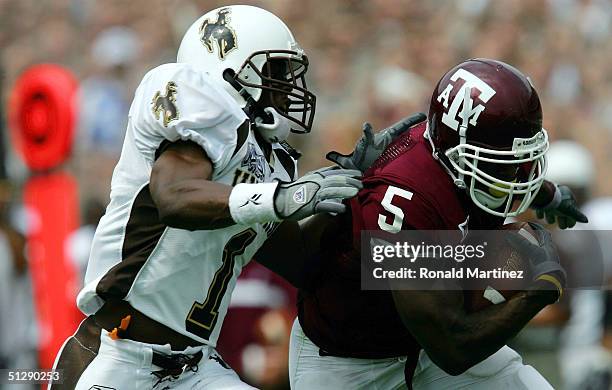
[177,5,316,133]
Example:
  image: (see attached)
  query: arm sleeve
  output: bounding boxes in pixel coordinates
[129,63,248,172]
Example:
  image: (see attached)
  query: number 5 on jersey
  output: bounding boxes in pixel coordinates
[378,186,413,233]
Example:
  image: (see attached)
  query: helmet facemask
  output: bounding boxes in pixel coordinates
[446,133,548,217]
[434,86,549,217]
[232,50,316,133]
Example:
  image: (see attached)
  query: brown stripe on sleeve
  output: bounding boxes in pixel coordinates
[96,184,166,300]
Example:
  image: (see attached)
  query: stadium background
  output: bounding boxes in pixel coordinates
[1,0,611,389]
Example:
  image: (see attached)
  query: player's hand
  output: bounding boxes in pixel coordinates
[506,222,566,304]
[534,184,588,229]
[326,112,426,172]
[274,167,362,221]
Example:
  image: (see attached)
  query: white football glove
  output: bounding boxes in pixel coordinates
[274,166,362,220]
[229,167,362,224]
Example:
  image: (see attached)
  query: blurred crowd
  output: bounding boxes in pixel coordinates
[2,0,612,189]
[1,0,612,389]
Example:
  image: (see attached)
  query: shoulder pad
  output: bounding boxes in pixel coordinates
[130,63,248,172]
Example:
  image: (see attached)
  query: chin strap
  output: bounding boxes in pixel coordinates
[425,123,467,189]
[279,140,302,160]
[454,86,473,189]
[224,68,298,148]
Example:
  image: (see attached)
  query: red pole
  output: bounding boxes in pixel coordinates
[8,64,82,369]
[24,173,81,368]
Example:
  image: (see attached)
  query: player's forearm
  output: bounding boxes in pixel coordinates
[154,179,234,230]
[298,213,335,254]
[530,179,556,208]
[254,214,334,288]
[254,220,308,287]
[443,290,549,374]
[154,178,288,230]
[392,288,550,376]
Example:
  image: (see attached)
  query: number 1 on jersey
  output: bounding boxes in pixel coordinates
[186,228,257,340]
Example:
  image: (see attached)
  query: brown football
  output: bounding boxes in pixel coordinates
[464,222,537,313]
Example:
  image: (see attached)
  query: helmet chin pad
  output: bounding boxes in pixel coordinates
[254,107,291,143]
[472,188,508,210]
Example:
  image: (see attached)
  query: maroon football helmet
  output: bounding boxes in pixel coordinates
[426,58,549,217]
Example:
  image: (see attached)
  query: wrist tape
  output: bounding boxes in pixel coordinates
[543,184,563,210]
[229,182,281,225]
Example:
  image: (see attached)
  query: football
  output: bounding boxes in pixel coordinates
[464,222,538,313]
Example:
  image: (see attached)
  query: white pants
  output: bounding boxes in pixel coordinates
[289,318,554,390]
[49,318,255,390]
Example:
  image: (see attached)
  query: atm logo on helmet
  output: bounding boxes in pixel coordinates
[437,69,496,131]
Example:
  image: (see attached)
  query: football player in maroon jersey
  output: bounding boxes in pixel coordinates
[255,58,587,389]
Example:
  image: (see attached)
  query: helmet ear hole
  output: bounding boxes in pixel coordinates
[222,68,237,85]
[222,68,234,78]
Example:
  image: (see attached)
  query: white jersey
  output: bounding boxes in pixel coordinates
[77,63,297,346]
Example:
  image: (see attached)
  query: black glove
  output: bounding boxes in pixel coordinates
[326,113,426,172]
[506,222,566,304]
[534,184,588,229]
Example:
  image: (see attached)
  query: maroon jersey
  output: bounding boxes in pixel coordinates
[298,122,502,379]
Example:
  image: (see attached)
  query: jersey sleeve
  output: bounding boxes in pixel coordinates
[129,63,248,172]
[356,180,442,232]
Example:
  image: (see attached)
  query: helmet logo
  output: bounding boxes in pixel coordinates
[152,81,179,127]
[199,8,237,60]
[437,69,496,131]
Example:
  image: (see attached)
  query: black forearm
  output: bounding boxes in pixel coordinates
[392,288,550,375]
[153,179,234,230]
[444,291,549,372]
[299,213,335,254]
[254,213,336,288]
[254,220,307,287]
[531,179,556,208]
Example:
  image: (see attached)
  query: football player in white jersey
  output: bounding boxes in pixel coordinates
[47,5,385,389]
